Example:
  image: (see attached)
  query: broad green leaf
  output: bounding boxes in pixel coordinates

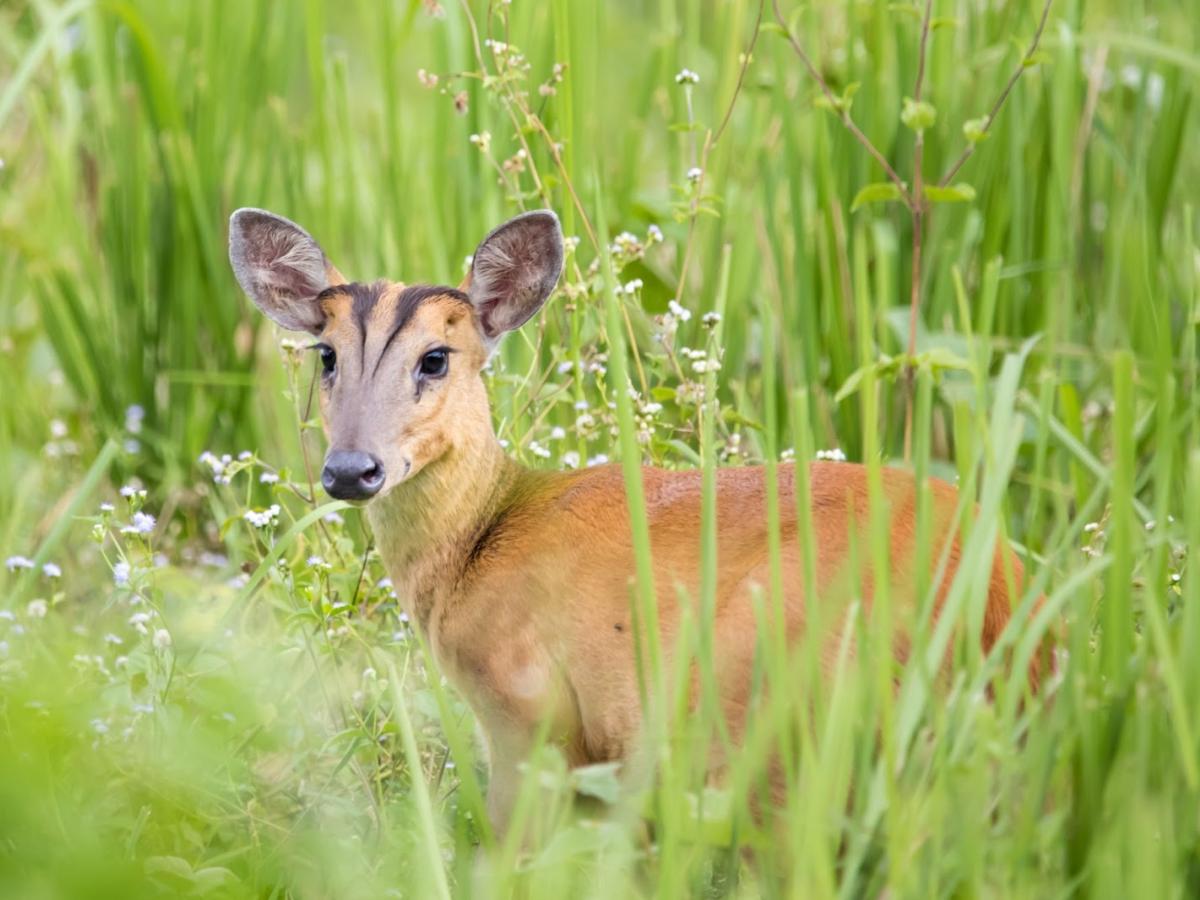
[924,183,977,203]
[851,182,904,211]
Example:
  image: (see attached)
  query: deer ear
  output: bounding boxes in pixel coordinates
[464,210,563,348]
[228,208,345,335]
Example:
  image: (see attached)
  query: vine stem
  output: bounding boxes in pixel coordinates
[771,0,913,209]
[938,0,1055,187]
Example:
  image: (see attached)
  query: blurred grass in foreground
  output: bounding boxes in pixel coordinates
[1,0,1199,896]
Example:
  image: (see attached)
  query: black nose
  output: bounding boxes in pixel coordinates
[322,450,385,500]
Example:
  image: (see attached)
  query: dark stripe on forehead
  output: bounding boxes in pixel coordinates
[391,284,471,334]
[372,284,472,377]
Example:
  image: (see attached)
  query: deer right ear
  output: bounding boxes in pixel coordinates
[228,208,344,335]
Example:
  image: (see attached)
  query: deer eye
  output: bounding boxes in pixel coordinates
[317,344,336,375]
[419,348,450,378]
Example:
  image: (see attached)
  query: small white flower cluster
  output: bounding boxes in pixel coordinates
[686,166,703,185]
[484,38,529,72]
[701,311,722,329]
[113,561,132,587]
[675,68,700,85]
[120,511,157,537]
[634,396,664,446]
[417,68,438,89]
[815,448,847,462]
[244,505,282,529]
[199,451,235,484]
[124,406,145,454]
[469,131,492,153]
[120,484,148,502]
[5,555,34,572]
[623,278,643,295]
[682,347,721,374]
[539,61,566,97]
[780,448,796,462]
[44,418,80,459]
[526,440,551,460]
[722,433,743,461]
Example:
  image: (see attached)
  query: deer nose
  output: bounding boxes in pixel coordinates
[322,450,385,501]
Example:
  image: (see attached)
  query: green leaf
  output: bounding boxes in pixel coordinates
[962,116,990,143]
[814,81,861,113]
[851,182,904,212]
[915,347,973,371]
[901,97,937,132]
[572,762,623,804]
[923,183,977,204]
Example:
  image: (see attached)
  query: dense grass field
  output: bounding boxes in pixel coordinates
[2,0,1199,896]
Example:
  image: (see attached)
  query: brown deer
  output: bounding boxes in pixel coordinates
[229,207,1043,829]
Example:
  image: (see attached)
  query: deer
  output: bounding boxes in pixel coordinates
[228,207,1045,831]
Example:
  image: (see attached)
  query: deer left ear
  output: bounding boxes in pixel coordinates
[464,210,563,348]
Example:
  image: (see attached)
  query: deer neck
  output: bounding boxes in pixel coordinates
[366,412,522,629]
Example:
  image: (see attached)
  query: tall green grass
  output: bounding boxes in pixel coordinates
[1,0,1198,896]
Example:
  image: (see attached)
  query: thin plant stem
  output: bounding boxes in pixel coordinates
[938,0,1055,186]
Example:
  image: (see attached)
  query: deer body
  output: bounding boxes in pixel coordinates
[229,207,1034,831]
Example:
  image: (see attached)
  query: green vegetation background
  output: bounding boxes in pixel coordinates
[1,0,1198,897]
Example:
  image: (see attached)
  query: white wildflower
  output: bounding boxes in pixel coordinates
[121,512,156,536]
[550,426,567,440]
[152,628,172,650]
[5,555,34,572]
[623,278,644,295]
[124,405,145,434]
[587,454,609,467]
[815,448,847,462]
[113,561,131,587]
[562,451,581,469]
[527,441,551,460]
[647,224,664,243]
[668,299,692,322]
[243,504,282,529]
[686,166,703,184]
[26,599,48,619]
[260,472,280,484]
[675,68,700,85]
[702,311,722,328]
[469,131,492,153]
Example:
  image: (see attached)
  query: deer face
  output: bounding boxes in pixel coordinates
[228,209,563,502]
